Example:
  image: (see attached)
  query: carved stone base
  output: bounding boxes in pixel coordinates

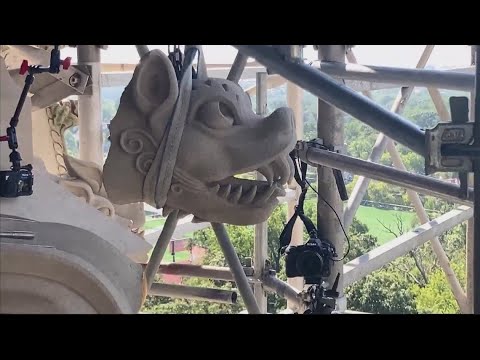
[0,243,135,313]
[1,158,151,263]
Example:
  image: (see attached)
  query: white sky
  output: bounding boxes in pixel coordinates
[63,45,472,69]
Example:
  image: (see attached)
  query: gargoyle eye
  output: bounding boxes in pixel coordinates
[197,101,235,129]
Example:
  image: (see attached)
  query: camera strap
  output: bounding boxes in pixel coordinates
[278,153,318,256]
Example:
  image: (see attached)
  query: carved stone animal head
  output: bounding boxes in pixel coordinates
[103,49,296,225]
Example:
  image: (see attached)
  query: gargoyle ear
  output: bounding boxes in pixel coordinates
[132,50,179,117]
[64,154,103,194]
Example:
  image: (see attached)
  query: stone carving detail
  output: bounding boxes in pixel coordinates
[119,128,158,175]
[44,102,145,236]
[58,155,146,236]
[46,100,79,176]
[104,48,297,225]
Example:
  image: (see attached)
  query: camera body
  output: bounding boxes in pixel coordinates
[284,237,336,284]
[0,165,33,198]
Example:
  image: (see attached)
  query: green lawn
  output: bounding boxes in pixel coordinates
[144,205,415,248]
[355,206,418,245]
[147,249,191,263]
[144,216,190,263]
[144,217,166,230]
[162,250,191,263]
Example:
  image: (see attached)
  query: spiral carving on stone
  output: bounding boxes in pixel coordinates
[135,152,155,175]
[119,128,158,155]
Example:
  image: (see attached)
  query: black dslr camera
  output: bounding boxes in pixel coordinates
[284,237,337,284]
[0,164,33,197]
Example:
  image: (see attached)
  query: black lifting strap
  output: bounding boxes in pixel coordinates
[279,153,318,255]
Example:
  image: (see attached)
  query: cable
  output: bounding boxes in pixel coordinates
[304,178,351,262]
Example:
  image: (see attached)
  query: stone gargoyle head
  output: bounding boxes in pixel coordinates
[103,47,296,225]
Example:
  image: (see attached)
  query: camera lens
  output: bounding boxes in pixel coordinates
[296,251,324,277]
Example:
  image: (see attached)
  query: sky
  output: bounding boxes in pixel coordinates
[62,45,473,69]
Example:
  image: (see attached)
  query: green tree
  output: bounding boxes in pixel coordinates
[344,219,379,262]
[342,216,420,314]
[346,268,418,314]
[412,256,465,314]
[401,152,425,175]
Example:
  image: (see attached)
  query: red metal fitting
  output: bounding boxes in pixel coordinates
[19,60,29,75]
[61,57,72,70]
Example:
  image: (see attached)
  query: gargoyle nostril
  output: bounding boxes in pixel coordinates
[219,103,235,120]
[171,184,182,194]
[222,84,229,92]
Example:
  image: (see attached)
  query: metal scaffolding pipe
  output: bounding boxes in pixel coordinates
[157,263,254,281]
[387,139,468,312]
[77,45,103,166]
[135,45,150,57]
[466,47,476,314]
[474,45,480,314]
[149,283,237,304]
[227,52,248,83]
[286,45,305,303]
[254,72,269,313]
[298,146,473,206]
[211,223,261,314]
[144,211,179,290]
[344,206,472,287]
[262,275,304,309]
[234,45,426,156]
[316,45,345,310]
[318,61,475,91]
[428,88,451,122]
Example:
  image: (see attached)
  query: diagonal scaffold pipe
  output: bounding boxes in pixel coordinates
[233,45,427,157]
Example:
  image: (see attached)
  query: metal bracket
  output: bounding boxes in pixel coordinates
[425,123,474,174]
[294,140,348,200]
[425,97,473,175]
[7,45,90,95]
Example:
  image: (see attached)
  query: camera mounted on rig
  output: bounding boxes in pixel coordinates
[0,45,71,198]
[278,139,349,313]
[284,236,337,285]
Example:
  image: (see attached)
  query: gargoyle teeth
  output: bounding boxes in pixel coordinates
[272,156,290,183]
[229,185,243,203]
[288,156,295,183]
[254,184,277,204]
[240,185,257,204]
[276,185,287,197]
[258,166,274,185]
[209,184,220,193]
[218,184,232,198]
